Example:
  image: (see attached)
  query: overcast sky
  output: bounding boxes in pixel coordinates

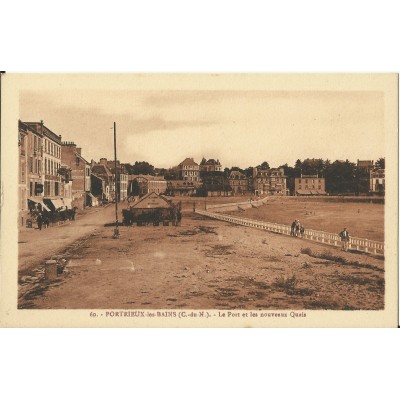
[20,90,384,169]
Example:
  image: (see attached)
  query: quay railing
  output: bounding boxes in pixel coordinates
[195,210,384,255]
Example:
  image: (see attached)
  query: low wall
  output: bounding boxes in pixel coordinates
[196,210,384,255]
[206,198,267,212]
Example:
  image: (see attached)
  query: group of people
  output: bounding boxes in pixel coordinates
[290,219,351,252]
[30,204,77,231]
[290,219,305,238]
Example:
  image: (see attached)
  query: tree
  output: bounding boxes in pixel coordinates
[325,159,356,194]
[279,163,296,194]
[375,158,385,169]
[133,161,155,175]
[243,166,254,178]
[257,161,270,170]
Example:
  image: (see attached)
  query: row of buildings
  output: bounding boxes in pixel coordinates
[18,120,385,226]
[18,120,129,227]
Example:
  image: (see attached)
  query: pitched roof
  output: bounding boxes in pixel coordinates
[357,160,374,168]
[204,158,221,165]
[131,192,171,209]
[229,171,246,179]
[91,164,113,177]
[179,157,199,166]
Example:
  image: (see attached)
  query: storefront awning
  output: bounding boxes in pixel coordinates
[28,198,51,212]
[44,198,66,211]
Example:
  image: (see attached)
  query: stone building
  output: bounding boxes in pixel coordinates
[61,141,91,208]
[91,164,114,202]
[18,121,30,225]
[199,158,223,174]
[166,180,199,196]
[295,174,326,195]
[252,167,288,196]
[357,160,374,172]
[176,158,200,182]
[128,175,167,196]
[24,121,63,199]
[96,158,128,201]
[370,168,385,195]
[228,171,249,195]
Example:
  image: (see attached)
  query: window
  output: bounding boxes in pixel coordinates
[298,179,301,183]
[30,157,33,173]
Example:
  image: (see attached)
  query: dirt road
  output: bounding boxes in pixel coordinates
[18,212,384,310]
[18,204,115,273]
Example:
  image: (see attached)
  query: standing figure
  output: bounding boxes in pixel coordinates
[37,212,43,231]
[339,228,350,251]
[300,225,305,238]
[291,220,296,236]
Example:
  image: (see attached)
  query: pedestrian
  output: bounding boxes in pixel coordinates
[193,202,196,213]
[296,220,301,237]
[339,228,350,251]
[300,225,305,238]
[291,220,296,236]
[37,212,43,231]
[177,208,182,226]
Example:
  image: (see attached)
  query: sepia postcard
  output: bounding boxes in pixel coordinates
[0,73,398,327]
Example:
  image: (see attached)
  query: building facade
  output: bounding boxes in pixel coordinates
[176,158,200,182]
[166,180,199,196]
[91,164,114,202]
[252,167,288,196]
[295,174,326,195]
[199,158,223,174]
[25,121,63,198]
[370,168,385,195]
[61,141,91,208]
[357,160,374,172]
[228,171,249,195]
[128,175,167,196]
[18,121,30,225]
[96,158,128,201]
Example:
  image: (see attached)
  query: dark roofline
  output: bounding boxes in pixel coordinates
[75,152,90,164]
[19,120,43,137]
[24,121,62,144]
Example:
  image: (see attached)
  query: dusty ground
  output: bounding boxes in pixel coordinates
[18,210,384,310]
[228,197,384,241]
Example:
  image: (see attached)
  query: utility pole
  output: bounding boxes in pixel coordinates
[113,122,120,238]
